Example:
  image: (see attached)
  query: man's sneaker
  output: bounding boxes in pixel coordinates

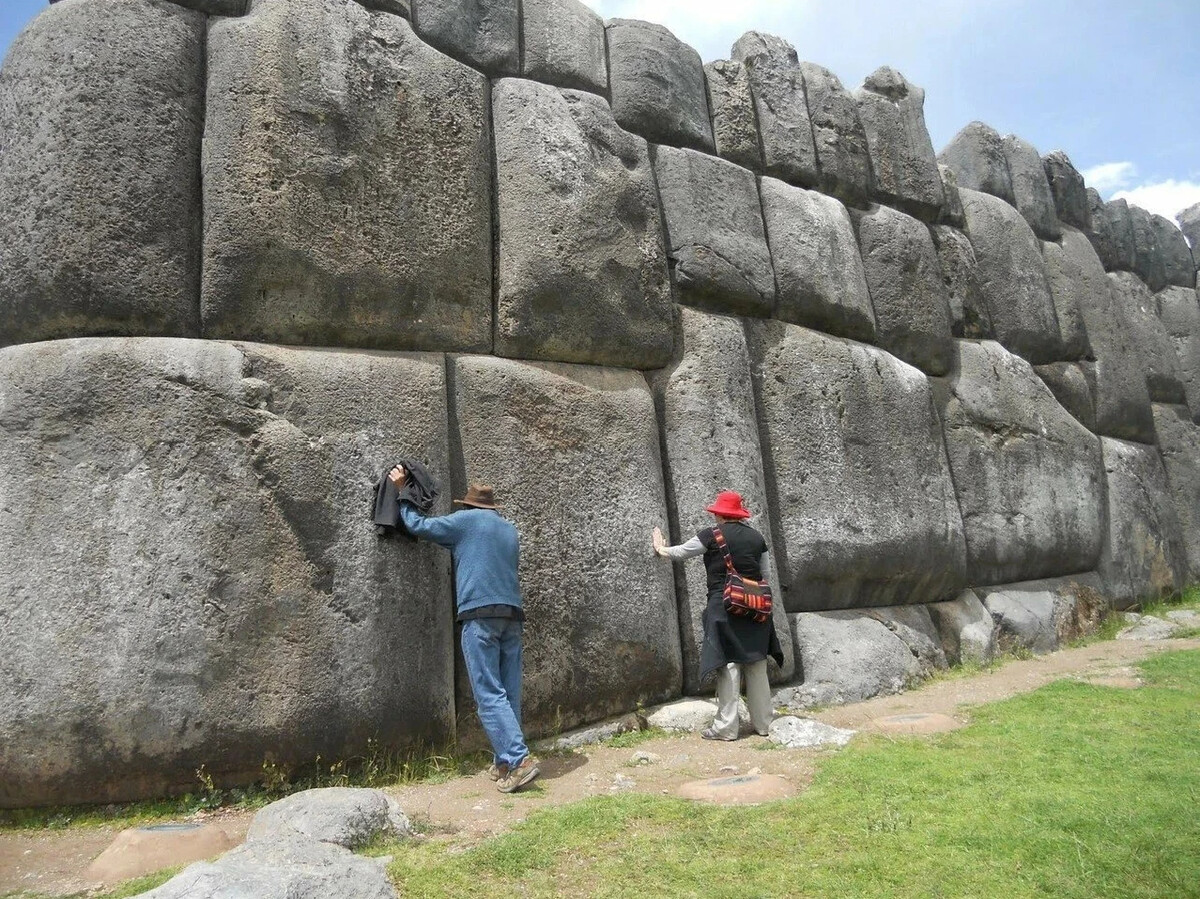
[486,763,508,782]
[496,756,540,793]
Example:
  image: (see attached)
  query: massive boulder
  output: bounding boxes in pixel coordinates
[931,225,993,340]
[799,61,875,207]
[1035,362,1095,432]
[976,573,1107,655]
[203,0,493,352]
[759,178,876,342]
[652,308,796,692]
[1003,134,1060,241]
[0,338,456,808]
[747,320,967,612]
[1039,237,1094,361]
[927,591,996,666]
[853,66,945,222]
[703,59,762,170]
[1152,215,1196,290]
[0,0,205,346]
[451,356,682,732]
[521,0,607,94]
[937,121,1014,206]
[1177,202,1200,265]
[606,19,714,152]
[492,79,672,369]
[1086,193,1137,272]
[1107,271,1187,405]
[653,146,776,318]
[410,0,518,76]
[931,341,1104,585]
[959,188,1063,364]
[1152,404,1200,580]
[1042,150,1090,231]
[1129,205,1168,294]
[1155,285,1200,422]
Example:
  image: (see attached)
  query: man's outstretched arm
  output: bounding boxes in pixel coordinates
[390,464,461,548]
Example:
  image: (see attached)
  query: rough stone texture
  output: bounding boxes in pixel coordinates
[759,178,876,342]
[977,585,1063,655]
[1098,437,1189,608]
[1156,285,1200,422]
[1152,215,1196,290]
[520,0,606,94]
[932,340,1104,585]
[246,788,411,850]
[86,824,238,887]
[493,79,672,369]
[748,320,967,612]
[768,717,855,749]
[1107,271,1187,405]
[452,356,682,734]
[0,0,204,347]
[853,66,944,222]
[140,833,394,899]
[1128,204,1168,294]
[1087,193,1137,273]
[1116,614,1179,641]
[1042,150,1090,231]
[646,699,719,733]
[937,121,1014,206]
[203,0,492,352]
[927,591,996,666]
[1177,202,1200,265]
[931,225,993,340]
[652,309,795,692]
[959,188,1063,365]
[1039,237,1094,361]
[1151,404,1200,580]
[354,0,409,17]
[852,204,954,375]
[0,338,455,808]
[1002,135,1060,241]
[653,147,776,318]
[410,0,518,76]
[47,0,251,14]
[704,60,762,170]
[938,163,966,228]
[606,19,714,152]
[731,32,819,187]
[1035,362,1096,431]
[799,61,875,208]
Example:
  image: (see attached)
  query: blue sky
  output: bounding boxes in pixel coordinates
[3,0,1198,219]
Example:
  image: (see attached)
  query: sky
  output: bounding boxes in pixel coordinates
[2,0,1198,221]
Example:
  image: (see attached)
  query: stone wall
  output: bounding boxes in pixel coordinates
[2,0,1198,806]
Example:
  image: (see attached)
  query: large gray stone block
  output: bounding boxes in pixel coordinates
[521,0,607,94]
[1098,437,1189,608]
[1087,193,1137,272]
[493,79,672,369]
[1129,204,1169,294]
[0,338,455,808]
[651,308,795,692]
[1042,150,1090,231]
[853,66,945,222]
[731,31,819,187]
[203,0,492,352]
[931,225,993,339]
[704,60,762,170]
[1003,134,1060,240]
[977,574,1108,655]
[606,19,714,152]
[1152,215,1196,290]
[1152,404,1200,580]
[411,0,518,76]
[246,788,410,849]
[759,178,876,342]
[653,146,776,317]
[927,591,996,666]
[1177,202,1200,265]
[938,163,966,228]
[1156,285,1200,422]
[1040,236,1095,361]
[0,0,204,347]
[747,320,966,612]
[1108,271,1187,405]
[1035,362,1096,432]
[932,340,1104,585]
[959,188,1063,364]
[852,204,954,375]
[452,356,682,733]
[938,121,1014,205]
[799,61,875,207]
[48,0,252,13]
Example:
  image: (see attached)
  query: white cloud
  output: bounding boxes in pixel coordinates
[1081,161,1137,194]
[1113,180,1200,223]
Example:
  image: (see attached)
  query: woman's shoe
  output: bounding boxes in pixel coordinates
[701,727,738,742]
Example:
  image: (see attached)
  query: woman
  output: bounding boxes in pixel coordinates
[652,491,783,740]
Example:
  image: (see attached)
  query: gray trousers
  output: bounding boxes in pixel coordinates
[711,659,772,739]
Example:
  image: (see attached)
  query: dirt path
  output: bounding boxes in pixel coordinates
[3,636,1198,898]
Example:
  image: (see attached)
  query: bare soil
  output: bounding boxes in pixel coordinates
[3,636,1197,898]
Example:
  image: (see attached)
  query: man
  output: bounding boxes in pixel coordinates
[387,465,539,793]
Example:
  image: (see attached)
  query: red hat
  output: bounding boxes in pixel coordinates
[706,490,752,519]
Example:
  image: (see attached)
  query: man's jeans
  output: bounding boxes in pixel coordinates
[461,617,529,768]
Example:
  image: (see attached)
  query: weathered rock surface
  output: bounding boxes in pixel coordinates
[0,338,455,808]
[1152,215,1196,290]
[1039,237,1094,362]
[246,788,411,849]
[493,79,672,369]
[1003,134,1060,241]
[976,578,1084,655]
[1156,285,1200,422]
[1151,404,1200,579]
[646,699,720,733]
[203,0,492,352]
[938,163,966,228]
[1035,362,1096,431]
[1116,613,1178,642]
[731,32,819,187]
[1107,271,1187,405]
[521,0,607,94]
[931,225,993,339]
[1098,437,1189,608]
[800,61,875,207]
[606,19,714,152]
[932,341,1103,585]
[768,717,855,749]
[451,356,682,733]
[0,0,204,347]
[1128,205,1169,294]
[410,0,518,75]
[1087,193,1136,272]
[927,591,996,666]
[47,0,251,14]
[959,188,1063,364]
[759,178,876,342]
[938,122,1014,206]
[1177,202,1200,264]
[704,60,762,170]
[853,204,954,374]
[748,320,966,611]
[653,147,776,317]
[652,308,795,691]
[1042,150,1090,231]
[854,66,944,221]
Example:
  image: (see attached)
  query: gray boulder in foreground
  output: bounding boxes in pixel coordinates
[977,573,1108,655]
[1116,614,1178,641]
[927,591,996,666]
[768,717,855,749]
[246,788,411,850]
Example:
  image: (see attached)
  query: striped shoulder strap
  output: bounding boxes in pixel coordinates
[710,526,737,574]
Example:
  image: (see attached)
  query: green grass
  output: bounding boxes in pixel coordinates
[387,649,1200,899]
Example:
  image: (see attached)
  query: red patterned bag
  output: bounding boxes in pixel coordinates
[711,526,773,623]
